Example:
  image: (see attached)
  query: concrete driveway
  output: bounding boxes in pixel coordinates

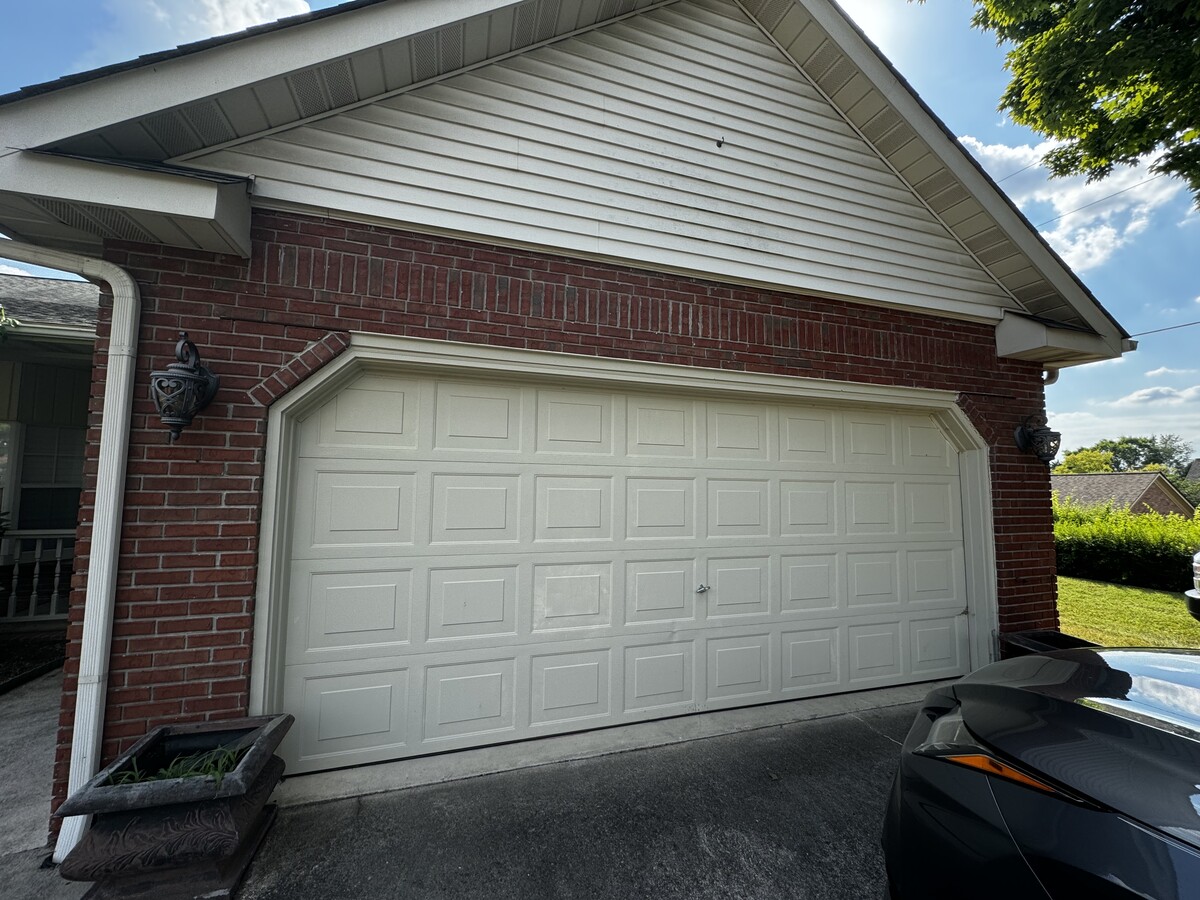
[241,687,923,899]
[3,678,928,899]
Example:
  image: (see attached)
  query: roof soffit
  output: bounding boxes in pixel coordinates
[4,0,679,159]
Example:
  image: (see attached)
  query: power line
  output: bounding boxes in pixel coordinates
[1034,173,1165,227]
[1128,321,1200,340]
[995,159,1041,183]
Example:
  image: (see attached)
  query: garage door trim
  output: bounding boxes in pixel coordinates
[249,333,997,724]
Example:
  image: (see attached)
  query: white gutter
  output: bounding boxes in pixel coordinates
[0,241,140,862]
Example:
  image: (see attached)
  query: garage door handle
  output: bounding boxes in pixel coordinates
[695,584,709,593]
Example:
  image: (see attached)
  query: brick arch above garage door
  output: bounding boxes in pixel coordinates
[250,335,996,774]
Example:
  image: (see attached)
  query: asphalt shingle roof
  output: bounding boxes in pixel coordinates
[1050,472,1175,509]
[0,274,98,328]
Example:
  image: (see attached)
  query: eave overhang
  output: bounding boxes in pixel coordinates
[0,151,251,257]
[996,312,1137,368]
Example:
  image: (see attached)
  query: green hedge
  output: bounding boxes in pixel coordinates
[1053,497,1200,591]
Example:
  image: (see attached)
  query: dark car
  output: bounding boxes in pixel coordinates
[882,648,1200,899]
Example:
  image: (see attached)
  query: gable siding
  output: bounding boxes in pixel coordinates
[187,0,1013,320]
[52,208,1056,821]
[1137,482,1194,518]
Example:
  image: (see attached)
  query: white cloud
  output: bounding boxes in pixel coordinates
[959,136,1186,272]
[1048,410,1200,456]
[1110,385,1200,407]
[76,0,310,70]
[1146,366,1198,377]
[0,264,35,277]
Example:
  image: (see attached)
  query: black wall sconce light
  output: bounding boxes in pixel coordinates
[149,332,220,443]
[1014,413,1061,463]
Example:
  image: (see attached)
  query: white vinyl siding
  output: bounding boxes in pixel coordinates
[189,0,1013,319]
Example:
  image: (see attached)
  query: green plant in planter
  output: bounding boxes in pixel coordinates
[108,745,248,789]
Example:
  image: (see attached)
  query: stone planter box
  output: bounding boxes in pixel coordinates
[56,713,294,900]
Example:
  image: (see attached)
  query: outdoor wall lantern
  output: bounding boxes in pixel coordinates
[1014,413,1061,463]
[149,331,220,443]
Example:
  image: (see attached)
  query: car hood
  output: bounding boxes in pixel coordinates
[954,648,1200,849]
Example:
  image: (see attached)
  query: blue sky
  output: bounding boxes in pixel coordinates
[1,0,1197,458]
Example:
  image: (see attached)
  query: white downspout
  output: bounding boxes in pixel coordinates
[1,242,140,863]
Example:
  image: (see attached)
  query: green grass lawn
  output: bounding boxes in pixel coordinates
[1058,577,1200,649]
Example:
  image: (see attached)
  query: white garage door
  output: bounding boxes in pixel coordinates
[279,371,970,773]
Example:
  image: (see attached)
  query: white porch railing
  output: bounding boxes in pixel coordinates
[0,530,75,621]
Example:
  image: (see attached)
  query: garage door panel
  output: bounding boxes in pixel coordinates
[706,557,770,618]
[531,649,613,726]
[780,480,838,536]
[423,658,517,742]
[706,633,772,702]
[907,547,965,606]
[782,626,843,691]
[844,413,897,467]
[627,477,697,539]
[781,553,840,613]
[904,480,961,536]
[430,473,522,544]
[292,568,414,658]
[625,641,696,712]
[434,382,525,451]
[706,403,770,461]
[910,614,969,676]
[706,479,770,537]
[779,410,836,464]
[847,551,901,608]
[428,565,519,641]
[532,562,613,632]
[537,389,615,455]
[291,466,418,556]
[296,374,423,457]
[625,558,699,624]
[845,481,899,536]
[848,621,903,683]
[277,374,973,773]
[535,475,614,541]
[285,663,411,768]
[626,397,696,459]
[901,417,957,472]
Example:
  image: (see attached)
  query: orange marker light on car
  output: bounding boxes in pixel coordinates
[944,754,1060,794]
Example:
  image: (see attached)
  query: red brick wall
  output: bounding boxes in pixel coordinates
[54,209,1056,811]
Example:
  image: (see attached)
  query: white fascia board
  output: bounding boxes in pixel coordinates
[800,0,1127,353]
[9,324,95,342]
[0,0,526,151]
[995,312,1125,366]
[0,152,251,256]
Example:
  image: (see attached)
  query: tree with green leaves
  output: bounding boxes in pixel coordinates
[1053,448,1115,474]
[945,1,1200,207]
[1089,434,1194,473]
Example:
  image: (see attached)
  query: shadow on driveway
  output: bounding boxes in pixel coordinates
[240,703,913,899]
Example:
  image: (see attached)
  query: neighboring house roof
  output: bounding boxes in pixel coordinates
[1051,473,1195,517]
[0,0,1130,366]
[0,274,99,329]
[1187,459,1200,482]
